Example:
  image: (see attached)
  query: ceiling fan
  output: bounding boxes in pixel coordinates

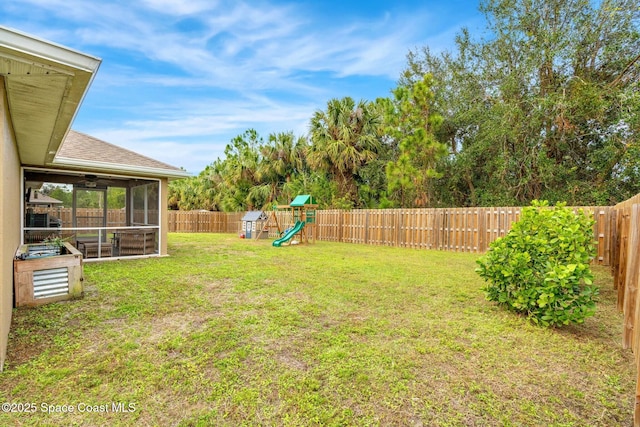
[74,174,112,189]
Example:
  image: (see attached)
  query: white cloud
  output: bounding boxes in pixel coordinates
[139,0,218,15]
[84,95,316,174]
[11,0,431,82]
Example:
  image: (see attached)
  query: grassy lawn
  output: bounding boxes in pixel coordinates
[0,233,635,426]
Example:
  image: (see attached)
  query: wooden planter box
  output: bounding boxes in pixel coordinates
[14,242,84,307]
[77,240,113,258]
[115,229,157,256]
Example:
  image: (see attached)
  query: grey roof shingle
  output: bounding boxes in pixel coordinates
[242,211,268,221]
[27,192,63,205]
[57,130,184,173]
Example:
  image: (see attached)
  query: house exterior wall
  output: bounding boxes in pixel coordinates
[0,77,21,370]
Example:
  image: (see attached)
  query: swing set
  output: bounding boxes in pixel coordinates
[256,195,317,247]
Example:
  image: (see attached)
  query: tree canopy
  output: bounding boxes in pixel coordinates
[170,0,640,211]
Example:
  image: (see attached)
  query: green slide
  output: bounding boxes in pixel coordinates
[272,221,305,247]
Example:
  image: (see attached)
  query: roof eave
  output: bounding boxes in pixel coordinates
[52,156,191,180]
[0,26,101,72]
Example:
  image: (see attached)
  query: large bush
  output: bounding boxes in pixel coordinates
[476,201,599,327]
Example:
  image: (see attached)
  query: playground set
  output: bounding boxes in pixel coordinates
[253,195,317,247]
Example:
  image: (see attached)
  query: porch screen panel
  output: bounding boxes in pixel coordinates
[131,182,159,225]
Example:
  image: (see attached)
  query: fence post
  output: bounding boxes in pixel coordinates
[478,208,486,252]
[619,209,631,311]
[611,210,619,284]
[601,207,611,266]
[364,210,369,245]
[623,205,640,350]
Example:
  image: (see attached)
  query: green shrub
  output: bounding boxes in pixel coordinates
[476,200,599,327]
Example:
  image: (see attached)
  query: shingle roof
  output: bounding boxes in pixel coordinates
[57,130,183,171]
[27,192,63,205]
[242,211,268,221]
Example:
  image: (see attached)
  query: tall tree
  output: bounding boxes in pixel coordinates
[307,97,384,207]
[402,0,640,206]
[211,129,263,211]
[383,74,448,207]
[253,131,308,206]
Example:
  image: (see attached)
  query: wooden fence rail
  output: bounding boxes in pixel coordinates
[31,208,243,233]
[31,207,128,227]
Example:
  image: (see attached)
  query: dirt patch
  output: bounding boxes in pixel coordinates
[143,311,204,345]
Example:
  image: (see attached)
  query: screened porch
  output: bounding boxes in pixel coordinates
[22,168,162,260]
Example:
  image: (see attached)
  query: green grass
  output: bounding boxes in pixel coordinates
[0,233,634,426]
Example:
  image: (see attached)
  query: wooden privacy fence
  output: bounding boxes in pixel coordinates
[31,205,616,263]
[167,211,244,233]
[166,206,613,265]
[37,206,614,266]
[316,207,612,264]
[32,207,127,227]
[609,193,640,426]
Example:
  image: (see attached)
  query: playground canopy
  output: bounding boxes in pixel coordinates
[290,195,316,207]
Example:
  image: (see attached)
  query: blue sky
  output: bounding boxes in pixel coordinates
[1,0,484,175]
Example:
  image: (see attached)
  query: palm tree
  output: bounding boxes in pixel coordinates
[213,130,262,211]
[308,97,383,205]
[255,131,308,205]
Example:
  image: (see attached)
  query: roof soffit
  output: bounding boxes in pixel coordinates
[0,26,101,166]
